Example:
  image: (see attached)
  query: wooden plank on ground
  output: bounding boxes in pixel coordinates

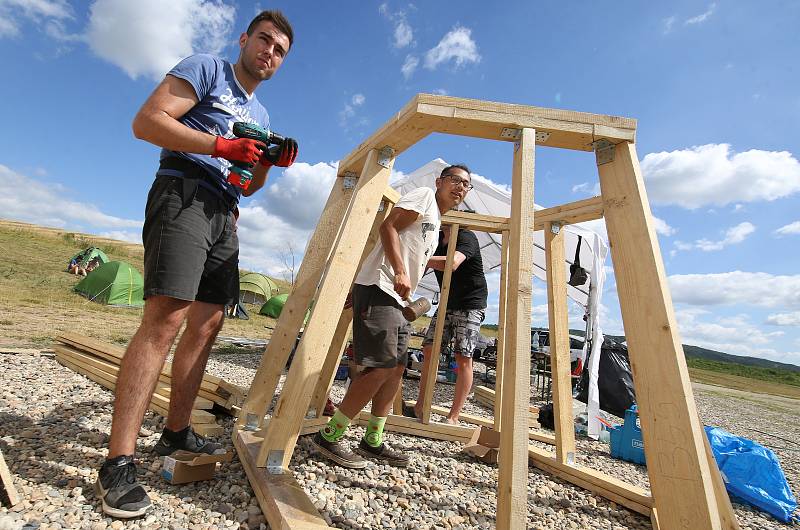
[355,415,475,443]
[235,430,331,530]
[0,449,20,507]
[192,423,224,437]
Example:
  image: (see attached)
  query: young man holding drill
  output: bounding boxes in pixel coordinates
[94,11,298,518]
[409,224,488,424]
[311,165,472,469]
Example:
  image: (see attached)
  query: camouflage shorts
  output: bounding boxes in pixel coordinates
[422,309,485,357]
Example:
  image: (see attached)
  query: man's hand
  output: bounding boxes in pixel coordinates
[213,137,265,165]
[260,137,298,167]
[393,272,412,301]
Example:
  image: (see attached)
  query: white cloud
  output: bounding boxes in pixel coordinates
[97,230,141,243]
[662,16,676,35]
[86,0,236,81]
[260,161,339,230]
[673,308,797,364]
[401,55,419,80]
[0,0,73,38]
[775,221,800,236]
[652,216,676,237]
[571,182,600,196]
[237,204,312,276]
[424,26,480,70]
[669,271,800,308]
[339,94,367,128]
[641,144,800,209]
[688,221,755,251]
[765,312,800,326]
[685,3,716,25]
[379,3,414,49]
[432,88,448,96]
[0,164,142,233]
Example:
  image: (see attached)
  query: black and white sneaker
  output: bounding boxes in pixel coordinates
[94,455,151,518]
[355,439,410,467]
[153,426,226,456]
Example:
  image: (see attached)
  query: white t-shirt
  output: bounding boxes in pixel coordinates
[355,187,441,305]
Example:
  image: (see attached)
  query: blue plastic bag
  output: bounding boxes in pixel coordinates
[705,426,797,522]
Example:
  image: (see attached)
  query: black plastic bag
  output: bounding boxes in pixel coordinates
[538,403,555,430]
[575,336,636,418]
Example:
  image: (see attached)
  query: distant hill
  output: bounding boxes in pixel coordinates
[481,324,800,372]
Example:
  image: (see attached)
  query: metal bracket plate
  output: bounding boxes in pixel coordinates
[566,451,576,466]
[535,131,551,143]
[592,139,615,165]
[342,171,357,190]
[550,222,562,234]
[244,413,260,432]
[266,450,286,475]
[500,127,521,140]
[378,146,395,169]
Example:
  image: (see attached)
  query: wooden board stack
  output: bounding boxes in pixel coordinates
[54,332,247,437]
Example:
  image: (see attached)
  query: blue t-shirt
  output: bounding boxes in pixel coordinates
[159,54,270,200]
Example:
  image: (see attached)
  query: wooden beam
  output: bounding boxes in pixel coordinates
[597,142,738,529]
[528,444,653,517]
[236,175,356,431]
[342,94,636,178]
[441,210,509,233]
[533,196,604,230]
[0,449,19,507]
[257,148,395,468]
[493,231,509,431]
[497,128,535,530]
[420,224,460,424]
[357,414,475,443]
[235,430,331,530]
[545,221,577,464]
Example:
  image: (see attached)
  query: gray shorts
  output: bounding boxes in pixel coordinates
[142,175,239,305]
[423,309,485,358]
[352,284,410,369]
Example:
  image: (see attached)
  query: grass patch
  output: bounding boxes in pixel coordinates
[687,358,800,387]
[689,367,800,400]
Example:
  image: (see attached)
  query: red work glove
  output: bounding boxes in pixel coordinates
[260,137,298,168]
[213,136,265,165]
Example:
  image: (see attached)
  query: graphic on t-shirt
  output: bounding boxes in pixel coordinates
[421,222,436,242]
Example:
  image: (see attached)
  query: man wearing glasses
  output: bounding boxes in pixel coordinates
[311,165,472,469]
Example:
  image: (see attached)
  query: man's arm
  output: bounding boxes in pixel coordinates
[241,163,270,197]
[380,207,420,300]
[132,75,217,154]
[426,252,466,271]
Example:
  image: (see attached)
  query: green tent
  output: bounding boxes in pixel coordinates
[74,261,144,307]
[260,294,310,323]
[68,247,109,270]
[239,272,278,304]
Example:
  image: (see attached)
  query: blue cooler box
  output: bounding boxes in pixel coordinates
[610,405,646,466]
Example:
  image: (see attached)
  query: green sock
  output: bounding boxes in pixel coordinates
[320,409,351,442]
[363,415,387,447]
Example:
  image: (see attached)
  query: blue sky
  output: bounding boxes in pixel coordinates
[1,1,799,365]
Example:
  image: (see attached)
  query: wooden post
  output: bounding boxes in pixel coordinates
[236,176,355,431]
[256,148,395,469]
[493,231,509,431]
[308,200,393,417]
[0,449,19,507]
[545,221,577,464]
[497,128,535,529]
[420,224,460,424]
[597,141,738,529]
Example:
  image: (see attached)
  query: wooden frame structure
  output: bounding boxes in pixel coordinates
[233,94,739,529]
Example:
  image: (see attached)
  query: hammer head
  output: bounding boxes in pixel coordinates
[402,297,431,322]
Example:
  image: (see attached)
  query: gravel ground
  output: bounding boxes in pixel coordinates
[1,349,797,529]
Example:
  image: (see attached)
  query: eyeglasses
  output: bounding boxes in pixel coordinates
[440,174,474,190]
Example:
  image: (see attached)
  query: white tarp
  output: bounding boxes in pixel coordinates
[393,158,609,437]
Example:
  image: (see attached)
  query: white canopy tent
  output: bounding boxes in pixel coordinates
[393,158,610,438]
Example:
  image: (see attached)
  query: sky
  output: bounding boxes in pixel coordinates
[1,1,799,365]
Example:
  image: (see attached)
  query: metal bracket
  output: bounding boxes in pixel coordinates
[378,201,386,213]
[377,146,395,169]
[535,131,551,143]
[266,450,286,475]
[243,413,260,431]
[592,139,615,165]
[342,171,357,190]
[566,452,576,466]
[550,222,562,235]
[500,127,521,140]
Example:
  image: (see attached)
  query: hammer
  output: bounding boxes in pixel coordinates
[402,296,431,322]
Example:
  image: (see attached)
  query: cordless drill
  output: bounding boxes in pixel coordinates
[226,122,286,190]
